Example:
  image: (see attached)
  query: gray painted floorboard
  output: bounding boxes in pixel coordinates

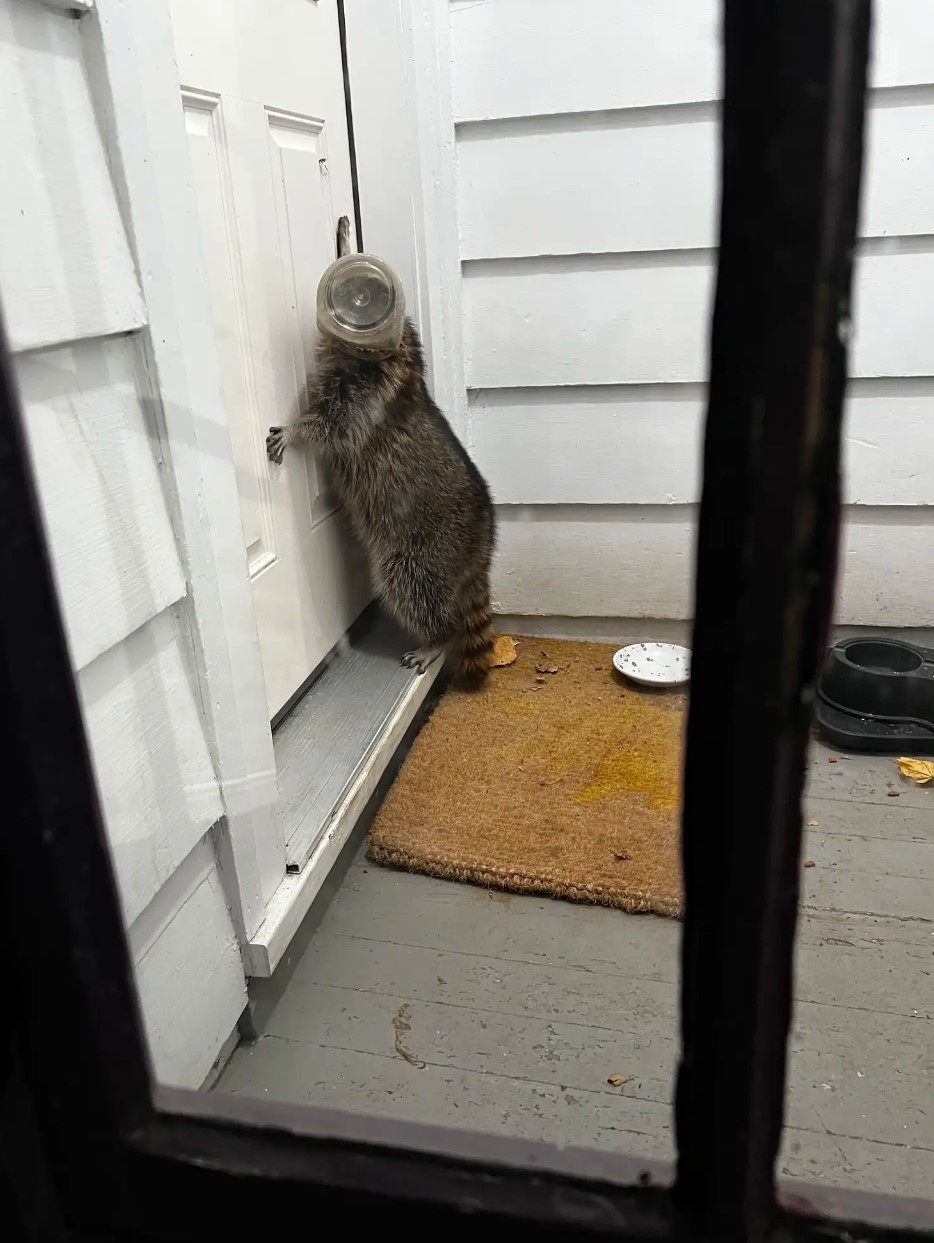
[216,738,934,1199]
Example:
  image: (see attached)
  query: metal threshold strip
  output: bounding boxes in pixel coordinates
[274,608,425,874]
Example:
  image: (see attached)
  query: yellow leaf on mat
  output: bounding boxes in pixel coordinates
[490,635,518,668]
[896,757,934,785]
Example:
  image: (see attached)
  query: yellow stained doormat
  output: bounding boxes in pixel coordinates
[368,637,685,917]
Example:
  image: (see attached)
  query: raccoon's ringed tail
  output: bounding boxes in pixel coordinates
[457,597,494,685]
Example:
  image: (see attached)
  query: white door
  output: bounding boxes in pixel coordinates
[169,0,370,719]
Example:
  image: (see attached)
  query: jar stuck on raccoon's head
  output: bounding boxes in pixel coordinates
[316,253,405,357]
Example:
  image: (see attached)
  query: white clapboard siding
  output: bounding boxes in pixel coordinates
[130,838,246,1088]
[79,611,223,927]
[848,246,934,378]
[842,380,934,504]
[0,0,145,353]
[451,0,720,123]
[2,0,242,1090]
[839,509,934,626]
[471,385,704,505]
[463,247,934,389]
[470,379,934,507]
[453,0,933,628]
[464,252,712,388]
[457,105,718,260]
[452,0,925,122]
[862,94,934,240]
[494,505,697,620]
[457,94,934,260]
[494,506,934,626]
[15,337,187,672]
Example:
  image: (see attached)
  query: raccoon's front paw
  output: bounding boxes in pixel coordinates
[266,427,287,465]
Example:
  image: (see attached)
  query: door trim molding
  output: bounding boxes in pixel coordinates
[342,0,467,439]
[92,0,285,937]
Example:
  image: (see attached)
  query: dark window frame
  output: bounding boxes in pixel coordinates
[1,1,931,1239]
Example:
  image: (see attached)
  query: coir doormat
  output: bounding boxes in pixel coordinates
[368,637,685,916]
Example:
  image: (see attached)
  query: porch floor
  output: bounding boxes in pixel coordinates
[215,739,933,1199]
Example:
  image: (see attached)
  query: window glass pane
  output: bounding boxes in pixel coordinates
[5,0,930,1212]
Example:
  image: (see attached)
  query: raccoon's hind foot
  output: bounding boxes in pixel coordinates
[402,645,445,675]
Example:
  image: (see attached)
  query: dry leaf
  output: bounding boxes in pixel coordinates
[887,790,900,798]
[392,1003,426,1069]
[535,650,559,675]
[804,859,816,868]
[614,851,631,862]
[607,1074,630,1088]
[807,819,819,827]
[897,757,934,785]
[490,635,518,668]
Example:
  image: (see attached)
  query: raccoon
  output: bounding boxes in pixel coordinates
[266,321,496,686]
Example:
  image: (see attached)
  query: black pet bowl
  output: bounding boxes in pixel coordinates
[815,638,934,753]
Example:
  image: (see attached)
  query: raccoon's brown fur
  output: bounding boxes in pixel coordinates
[267,320,496,686]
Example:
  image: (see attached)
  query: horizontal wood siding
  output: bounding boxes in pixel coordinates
[78,610,223,926]
[15,337,186,671]
[457,95,934,259]
[2,0,242,1087]
[450,0,934,624]
[0,0,145,353]
[129,838,246,1088]
[451,0,926,121]
[471,379,934,508]
[463,247,934,389]
[494,506,933,628]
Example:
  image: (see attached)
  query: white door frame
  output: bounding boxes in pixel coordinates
[89,0,462,975]
[342,0,468,442]
[92,0,283,952]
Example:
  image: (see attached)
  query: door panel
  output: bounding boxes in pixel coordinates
[171,0,369,719]
[181,90,276,578]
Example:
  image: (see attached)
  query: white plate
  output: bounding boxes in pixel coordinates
[613,642,691,687]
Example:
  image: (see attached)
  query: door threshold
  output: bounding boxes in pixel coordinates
[247,614,442,976]
[273,609,425,874]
